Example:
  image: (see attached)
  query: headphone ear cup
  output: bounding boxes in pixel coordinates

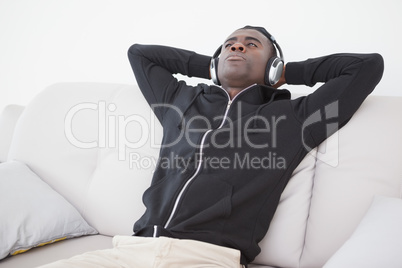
[210,58,220,85]
[264,57,284,86]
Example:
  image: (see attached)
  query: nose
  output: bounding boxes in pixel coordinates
[230,43,246,52]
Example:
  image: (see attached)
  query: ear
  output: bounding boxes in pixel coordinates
[264,57,284,86]
[210,58,220,85]
[210,46,222,85]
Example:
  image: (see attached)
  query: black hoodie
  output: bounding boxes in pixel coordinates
[128,44,383,264]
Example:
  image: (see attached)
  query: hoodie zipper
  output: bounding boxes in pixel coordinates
[162,84,256,231]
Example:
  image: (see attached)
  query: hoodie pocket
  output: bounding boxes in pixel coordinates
[168,176,233,230]
[141,174,181,220]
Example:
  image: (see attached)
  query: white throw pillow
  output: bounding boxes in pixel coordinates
[324,195,402,268]
[0,161,97,260]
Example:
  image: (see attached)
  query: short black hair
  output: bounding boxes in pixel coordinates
[239,25,277,57]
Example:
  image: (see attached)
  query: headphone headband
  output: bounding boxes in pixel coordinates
[268,35,284,61]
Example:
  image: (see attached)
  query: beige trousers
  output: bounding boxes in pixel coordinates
[38,236,243,268]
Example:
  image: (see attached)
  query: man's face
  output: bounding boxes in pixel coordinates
[217,29,272,89]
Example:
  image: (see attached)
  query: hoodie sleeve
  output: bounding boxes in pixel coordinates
[127,44,211,121]
[286,53,384,148]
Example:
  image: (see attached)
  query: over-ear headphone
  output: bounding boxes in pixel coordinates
[210,31,284,86]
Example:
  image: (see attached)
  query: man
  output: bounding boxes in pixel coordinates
[127,25,383,265]
[42,26,383,267]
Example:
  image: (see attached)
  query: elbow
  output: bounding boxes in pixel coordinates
[127,43,143,59]
[366,53,385,84]
[368,53,384,72]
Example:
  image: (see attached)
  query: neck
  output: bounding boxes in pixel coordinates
[226,87,242,99]
[224,84,256,100]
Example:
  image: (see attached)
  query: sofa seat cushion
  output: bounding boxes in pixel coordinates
[0,235,112,268]
[0,234,277,268]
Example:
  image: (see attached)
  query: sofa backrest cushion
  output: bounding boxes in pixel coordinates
[299,96,402,268]
[7,83,316,267]
[8,82,402,267]
[0,104,24,162]
[7,83,160,236]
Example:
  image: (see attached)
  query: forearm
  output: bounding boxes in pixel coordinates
[285,53,384,89]
[127,44,212,121]
[287,53,384,147]
[128,44,211,81]
[288,53,384,112]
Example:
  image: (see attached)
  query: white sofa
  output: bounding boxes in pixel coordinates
[0,82,401,268]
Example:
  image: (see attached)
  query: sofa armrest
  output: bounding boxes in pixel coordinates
[0,104,24,162]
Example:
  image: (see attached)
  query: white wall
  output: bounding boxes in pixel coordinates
[1,0,401,112]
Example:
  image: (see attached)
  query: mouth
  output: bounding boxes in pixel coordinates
[226,53,246,61]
